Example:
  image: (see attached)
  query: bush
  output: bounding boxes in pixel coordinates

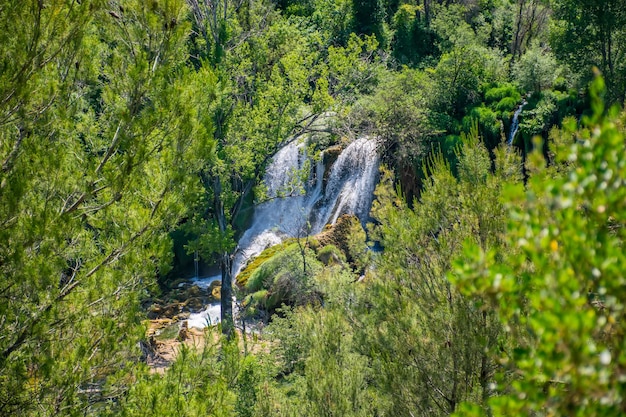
[484,83,521,104]
[495,96,518,113]
[463,106,501,150]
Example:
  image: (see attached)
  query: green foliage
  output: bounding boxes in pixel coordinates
[358,128,522,416]
[550,0,626,103]
[310,0,354,45]
[316,244,347,266]
[0,1,214,413]
[517,90,559,149]
[494,96,518,113]
[2,0,623,414]
[452,77,626,417]
[352,0,387,46]
[462,106,502,150]
[391,4,434,66]
[350,68,440,201]
[327,33,383,104]
[236,356,262,417]
[484,83,521,104]
[265,305,385,416]
[512,42,559,93]
[115,340,234,417]
[430,12,506,120]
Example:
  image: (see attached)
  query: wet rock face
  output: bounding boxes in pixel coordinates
[322,145,343,185]
[147,303,178,319]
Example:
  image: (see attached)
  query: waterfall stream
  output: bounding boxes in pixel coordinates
[508,101,527,145]
[189,137,380,327]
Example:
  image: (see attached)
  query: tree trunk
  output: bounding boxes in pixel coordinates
[220,251,234,339]
[510,0,525,69]
[214,176,235,339]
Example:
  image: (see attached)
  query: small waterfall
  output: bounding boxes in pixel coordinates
[508,101,526,146]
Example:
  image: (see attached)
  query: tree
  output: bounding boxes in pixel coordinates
[453,78,626,416]
[391,4,435,66]
[350,68,440,202]
[355,131,522,416]
[512,42,558,93]
[550,0,626,103]
[352,0,386,46]
[0,1,214,413]
[509,0,550,67]
[430,6,506,120]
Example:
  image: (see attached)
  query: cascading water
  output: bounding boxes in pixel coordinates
[233,137,379,276]
[188,137,380,328]
[508,101,527,145]
[309,138,380,232]
[231,140,325,278]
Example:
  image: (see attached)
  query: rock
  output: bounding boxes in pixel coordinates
[171,312,190,321]
[158,302,183,318]
[322,145,343,185]
[211,286,221,300]
[147,306,160,319]
[186,285,202,298]
[184,297,205,312]
[177,321,188,342]
[169,278,188,290]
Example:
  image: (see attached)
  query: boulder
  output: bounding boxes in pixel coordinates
[177,321,189,341]
[211,285,221,301]
[184,297,205,312]
[315,214,364,263]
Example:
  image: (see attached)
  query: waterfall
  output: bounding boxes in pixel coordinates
[231,140,325,277]
[309,138,380,232]
[232,137,379,277]
[508,101,527,145]
[189,137,379,328]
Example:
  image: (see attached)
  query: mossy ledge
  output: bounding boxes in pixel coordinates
[236,239,297,288]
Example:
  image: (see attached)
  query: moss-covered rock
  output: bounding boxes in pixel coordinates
[322,145,343,184]
[211,286,221,300]
[236,239,296,288]
[316,244,347,266]
[237,242,324,316]
[316,214,367,266]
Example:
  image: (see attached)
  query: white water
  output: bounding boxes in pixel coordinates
[231,141,325,277]
[191,274,222,289]
[508,101,527,145]
[190,137,380,328]
[309,138,380,232]
[232,137,379,277]
[187,303,221,328]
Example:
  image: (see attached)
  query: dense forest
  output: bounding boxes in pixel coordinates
[1,0,625,415]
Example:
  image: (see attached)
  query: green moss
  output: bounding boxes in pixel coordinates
[236,240,295,287]
[317,244,347,266]
[485,83,521,104]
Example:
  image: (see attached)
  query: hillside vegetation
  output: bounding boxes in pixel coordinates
[0,0,625,415]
